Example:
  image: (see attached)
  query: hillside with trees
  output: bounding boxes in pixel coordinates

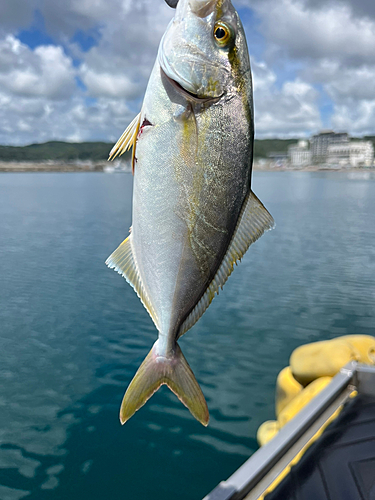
[0,136,373,162]
[0,141,118,162]
[0,139,296,162]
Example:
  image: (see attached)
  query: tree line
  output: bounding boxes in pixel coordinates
[0,137,373,162]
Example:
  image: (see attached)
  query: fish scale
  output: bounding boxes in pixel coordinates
[106,0,274,426]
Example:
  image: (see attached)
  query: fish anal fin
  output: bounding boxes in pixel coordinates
[178,190,274,337]
[108,113,141,165]
[105,235,159,330]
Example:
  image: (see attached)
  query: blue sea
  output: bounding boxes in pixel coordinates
[1,171,375,500]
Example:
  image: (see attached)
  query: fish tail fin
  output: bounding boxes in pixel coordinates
[120,341,209,426]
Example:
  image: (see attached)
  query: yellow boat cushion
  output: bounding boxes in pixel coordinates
[278,377,332,428]
[290,339,359,385]
[256,335,375,449]
[275,366,303,417]
[257,420,280,447]
[340,335,375,365]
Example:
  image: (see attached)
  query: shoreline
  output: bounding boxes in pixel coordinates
[0,161,374,173]
[0,161,107,172]
[253,163,375,172]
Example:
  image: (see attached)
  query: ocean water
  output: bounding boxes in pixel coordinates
[1,171,375,500]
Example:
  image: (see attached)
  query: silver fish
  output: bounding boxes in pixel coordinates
[107,0,274,426]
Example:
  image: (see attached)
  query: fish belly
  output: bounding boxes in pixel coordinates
[131,64,251,348]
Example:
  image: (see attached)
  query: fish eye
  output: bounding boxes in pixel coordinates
[213,22,232,47]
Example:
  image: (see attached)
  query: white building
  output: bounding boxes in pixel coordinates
[327,141,374,167]
[288,140,312,167]
[310,131,349,162]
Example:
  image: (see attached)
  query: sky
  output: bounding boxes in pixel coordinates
[0,0,374,145]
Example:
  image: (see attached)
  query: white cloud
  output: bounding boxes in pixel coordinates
[0,0,374,143]
[253,0,375,65]
[0,93,137,146]
[252,60,322,137]
[0,3,175,146]
[243,0,375,136]
[0,36,76,100]
[0,0,34,33]
[0,0,174,145]
[307,60,375,102]
[306,61,375,135]
[302,0,375,22]
[40,0,173,41]
[81,65,141,99]
[0,34,138,145]
[332,101,375,135]
[252,60,276,91]
[297,58,375,136]
[70,0,173,135]
[68,98,135,141]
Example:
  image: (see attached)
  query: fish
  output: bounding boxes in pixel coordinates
[106,0,274,426]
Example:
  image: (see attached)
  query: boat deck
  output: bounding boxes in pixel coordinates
[204,363,375,500]
[265,393,375,500]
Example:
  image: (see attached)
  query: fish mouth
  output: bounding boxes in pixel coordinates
[161,67,222,104]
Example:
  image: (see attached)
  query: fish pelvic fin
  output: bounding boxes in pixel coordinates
[108,112,141,169]
[178,190,275,338]
[120,341,209,426]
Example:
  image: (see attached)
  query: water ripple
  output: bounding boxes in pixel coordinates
[0,172,374,499]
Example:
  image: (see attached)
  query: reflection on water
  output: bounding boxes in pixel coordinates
[0,171,374,499]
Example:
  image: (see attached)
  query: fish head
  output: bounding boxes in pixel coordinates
[158,0,251,103]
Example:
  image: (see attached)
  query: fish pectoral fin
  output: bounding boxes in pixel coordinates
[178,190,275,337]
[108,112,141,162]
[120,341,209,426]
[105,235,159,330]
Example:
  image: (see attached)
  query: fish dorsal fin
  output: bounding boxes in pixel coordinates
[178,191,275,338]
[108,113,141,171]
[106,235,160,330]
